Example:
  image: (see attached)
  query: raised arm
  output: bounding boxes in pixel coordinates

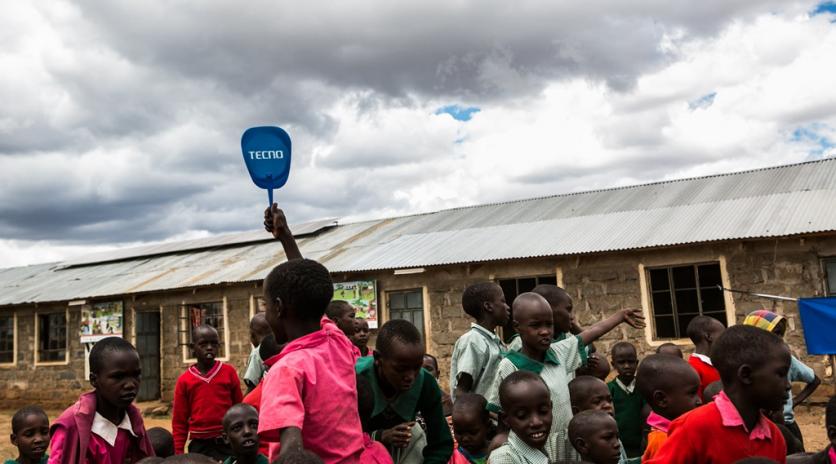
[578,308,645,346]
[264,203,302,260]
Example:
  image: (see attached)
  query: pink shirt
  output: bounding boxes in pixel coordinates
[258,317,364,464]
[646,411,672,433]
[360,433,393,464]
[829,447,836,464]
[714,391,773,440]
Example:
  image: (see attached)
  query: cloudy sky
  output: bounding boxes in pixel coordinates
[2,1,835,267]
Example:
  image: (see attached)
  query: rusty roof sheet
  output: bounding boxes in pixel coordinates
[2,159,836,306]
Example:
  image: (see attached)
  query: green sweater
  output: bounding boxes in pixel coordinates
[607,379,645,457]
[356,356,454,464]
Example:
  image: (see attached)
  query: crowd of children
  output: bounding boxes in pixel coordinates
[5,204,834,464]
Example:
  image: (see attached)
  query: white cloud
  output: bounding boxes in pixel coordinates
[0,0,834,266]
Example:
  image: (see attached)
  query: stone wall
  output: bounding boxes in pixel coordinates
[2,234,835,408]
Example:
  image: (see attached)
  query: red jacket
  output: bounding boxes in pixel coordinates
[172,361,243,454]
[49,391,154,464]
[688,354,720,400]
[645,400,786,464]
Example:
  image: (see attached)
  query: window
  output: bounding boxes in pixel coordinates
[37,312,68,363]
[498,275,558,342]
[648,263,726,339]
[388,289,424,339]
[182,302,227,358]
[0,313,14,364]
[824,259,836,295]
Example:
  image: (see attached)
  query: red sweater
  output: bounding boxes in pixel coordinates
[688,354,720,400]
[172,361,243,454]
[645,401,786,464]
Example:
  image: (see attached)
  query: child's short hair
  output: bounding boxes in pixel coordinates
[453,393,490,423]
[686,316,720,344]
[376,319,422,355]
[655,342,682,356]
[498,370,548,409]
[146,426,174,458]
[273,448,325,464]
[610,341,636,356]
[710,325,787,385]
[326,300,353,319]
[423,353,439,371]
[530,284,570,306]
[11,405,48,434]
[264,259,334,321]
[568,376,605,405]
[826,395,836,428]
[223,403,258,431]
[136,458,165,464]
[635,354,688,403]
[259,333,282,362]
[568,410,613,443]
[461,282,502,318]
[88,336,137,375]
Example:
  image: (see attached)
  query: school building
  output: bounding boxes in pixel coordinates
[2,159,836,407]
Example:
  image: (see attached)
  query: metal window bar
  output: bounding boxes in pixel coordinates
[649,263,725,339]
[0,315,13,362]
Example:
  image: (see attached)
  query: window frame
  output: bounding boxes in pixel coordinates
[179,297,230,364]
[383,287,429,351]
[0,312,17,367]
[34,309,70,366]
[822,257,836,296]
[496,273,559,342]
[639,256,735,346]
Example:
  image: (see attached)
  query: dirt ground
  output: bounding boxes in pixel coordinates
[0,403,829,459]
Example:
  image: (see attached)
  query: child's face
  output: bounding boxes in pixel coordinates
[573,381,614,416]
[487,289,510,326]
[551,296,573,334]
[352,319,370,347]
[501,380,552,450]
[452,407,489,456]
[224,408,260,459]
[611,346,638,383]
[334,307,356,338]
[577,417,621,464]
[661,367,702,419]
[11,413,49,461]
[192,328,220,364]
[422,355,440,379]
[514,300,553,355]
[91,349,142,410]
[748,344,791,412]
[377,339,424,393]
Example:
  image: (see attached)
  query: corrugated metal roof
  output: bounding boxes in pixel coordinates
[2,159,836,306]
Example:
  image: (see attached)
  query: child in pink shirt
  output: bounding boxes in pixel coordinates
[258,204,364,464]
[49,337,154,464]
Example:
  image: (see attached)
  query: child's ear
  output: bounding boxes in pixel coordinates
[512,320,519,331]
[575,437,589,456]
[571,404,580,415]
[222,432,230,445]
[737,364,754,386]
[827,424,836,443]
[652,390,668,409]
[499,411,509,430]
[10,432,17,447]
[89,372,98,389]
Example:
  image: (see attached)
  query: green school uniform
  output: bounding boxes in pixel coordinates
[356,356,453,464]
[487,431,549,464]
[607,378,645,458]
[4,457,48,464]
[223,454,269,464]
[450,323,506,402]
[486,336,586,461]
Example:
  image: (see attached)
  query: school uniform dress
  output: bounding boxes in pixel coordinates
[356,356,453,464]
[258,317,364,464]
[642,411,671,462]
[644,391,787,464]
[486,431,549,464]
[688,353,720,401]
[172,360,243,458]
[607,378,645,458]
[507,332,588,379]
[450,324,506,402]
[486,336,587,461]
[243,344,266,389]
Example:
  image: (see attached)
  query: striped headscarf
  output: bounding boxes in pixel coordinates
[742,309,785,333]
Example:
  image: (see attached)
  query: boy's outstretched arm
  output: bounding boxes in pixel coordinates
[578,308,645,346]
[264,203,302,260]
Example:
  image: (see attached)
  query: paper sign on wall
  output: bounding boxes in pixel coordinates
[333,281,379,328]
[80,301,123,343]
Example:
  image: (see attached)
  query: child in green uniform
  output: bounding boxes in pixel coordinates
[357,319,453,464]
[487,371,552,464]
[486,293,645,461]
[607,342,645,458]
[6,406,49,464]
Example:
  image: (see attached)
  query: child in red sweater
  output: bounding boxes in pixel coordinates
[172,324,244,459]
[685,315,725,400]
[646,325,790,464]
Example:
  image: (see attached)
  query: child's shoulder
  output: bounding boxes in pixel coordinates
[488,442,520,464]
[670,402,719,431]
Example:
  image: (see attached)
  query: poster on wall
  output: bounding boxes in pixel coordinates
[79,301,124,343]
[333,280,378,328]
